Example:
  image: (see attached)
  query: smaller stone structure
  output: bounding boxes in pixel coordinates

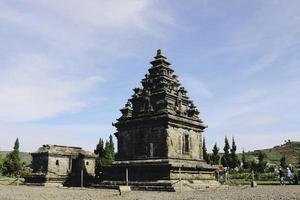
[25,145,96,187]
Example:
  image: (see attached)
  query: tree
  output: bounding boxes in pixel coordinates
[94,138,105,175]
[211,143,220,165]
[108,135,115,157]
[14,138,19,152]
[250,159,257,172]
[94,135,115,176]
[241,149,248,169]
[221,136,231,167]
[280,156,287,169]
[94,138,105,156]
[2,138,21,176]
[202,137,210,163]
[256,151,267,172]
[230,137,239,168]
[103,138,114,166]
[0,153,3,173]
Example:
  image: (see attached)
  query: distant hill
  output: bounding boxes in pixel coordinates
[0,151,32,165]
[245,141,300,165]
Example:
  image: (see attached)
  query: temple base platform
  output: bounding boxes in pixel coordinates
[98,158,220,192]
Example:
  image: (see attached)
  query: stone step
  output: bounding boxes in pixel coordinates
[99,181,173,187]
[92,183,175,192]
[132,185,175,192]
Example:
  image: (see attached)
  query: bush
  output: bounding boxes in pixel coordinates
[229,172,251,180]
[20,167,32,177]
[257,172,278,181]
[229,171,278,181]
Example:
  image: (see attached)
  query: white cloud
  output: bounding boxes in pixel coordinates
[0,0,179,151]
[181,76,213,99]
[0,0,178,122]
[0,1,178,67]
[240,115,281,126]
[233,89,266,104]
[30,0,149,28]
[234,131,300,152]
[0,122,114,152]
[6,0,176,37]
[0,54,104,122]
[206,81,299,129]
[243,52,280,76]
[205,89,266,129]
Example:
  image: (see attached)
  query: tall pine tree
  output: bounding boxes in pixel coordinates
[103,137,115,166]
[202,137,210,163]
[241,148,248,169]
[211,143,220,165]
[94,138,105,156]
[3,138,21,176]
[221,136,231,167]
[94,138,105,176]
[108,135,115,157]
[94,135,115,169]
[230,137,239,168]
[280,156,287,168]
[94,135,115,179]
[257,151,267,172]
[0,153,3,173]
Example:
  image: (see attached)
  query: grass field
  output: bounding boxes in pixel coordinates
[0,151,31,165]
[240,141,300,165]
[0,177,24,186]
[229,179,282,185]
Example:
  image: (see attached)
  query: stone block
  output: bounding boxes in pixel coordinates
[119,186,131,195]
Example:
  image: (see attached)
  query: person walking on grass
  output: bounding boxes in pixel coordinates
[279,168,285,185]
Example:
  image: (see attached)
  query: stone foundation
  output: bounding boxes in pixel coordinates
[24,173,67,187]
[101,158,219,191]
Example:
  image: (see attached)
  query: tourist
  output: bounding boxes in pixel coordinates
[297,164,300,184]
[224,167,229,182]
[279,168,285,185]
[287,167,293,184]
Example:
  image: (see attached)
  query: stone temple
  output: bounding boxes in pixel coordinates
[25,145,96,187]
[103,49,218,191]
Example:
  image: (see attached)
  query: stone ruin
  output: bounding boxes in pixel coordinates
[25,145,96,187]
[102,49,219,191]
[24,49,218,191]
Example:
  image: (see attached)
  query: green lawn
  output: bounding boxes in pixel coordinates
[229,179,285,185]
[0,177,24,185]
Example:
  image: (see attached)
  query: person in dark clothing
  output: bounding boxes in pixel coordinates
[279,168,285,185]
[297,165,300,185]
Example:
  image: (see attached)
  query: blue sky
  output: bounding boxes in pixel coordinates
[0,0,299,153]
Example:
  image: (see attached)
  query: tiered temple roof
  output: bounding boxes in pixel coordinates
[32,144,95,158]
[117,49,205,129]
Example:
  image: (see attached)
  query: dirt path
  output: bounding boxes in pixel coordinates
[0,185,299,200]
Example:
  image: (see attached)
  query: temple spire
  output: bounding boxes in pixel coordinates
[154,49,167,59]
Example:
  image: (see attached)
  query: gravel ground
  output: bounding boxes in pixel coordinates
[0,185,299,200]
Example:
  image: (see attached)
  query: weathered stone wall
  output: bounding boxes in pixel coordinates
[32,155,48,173]
[118,124,203,161]
[167,126,203,160]
[84,158,95,175]
[170,170,214,180]
[118,125,167,160]
[48,156,70,176]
